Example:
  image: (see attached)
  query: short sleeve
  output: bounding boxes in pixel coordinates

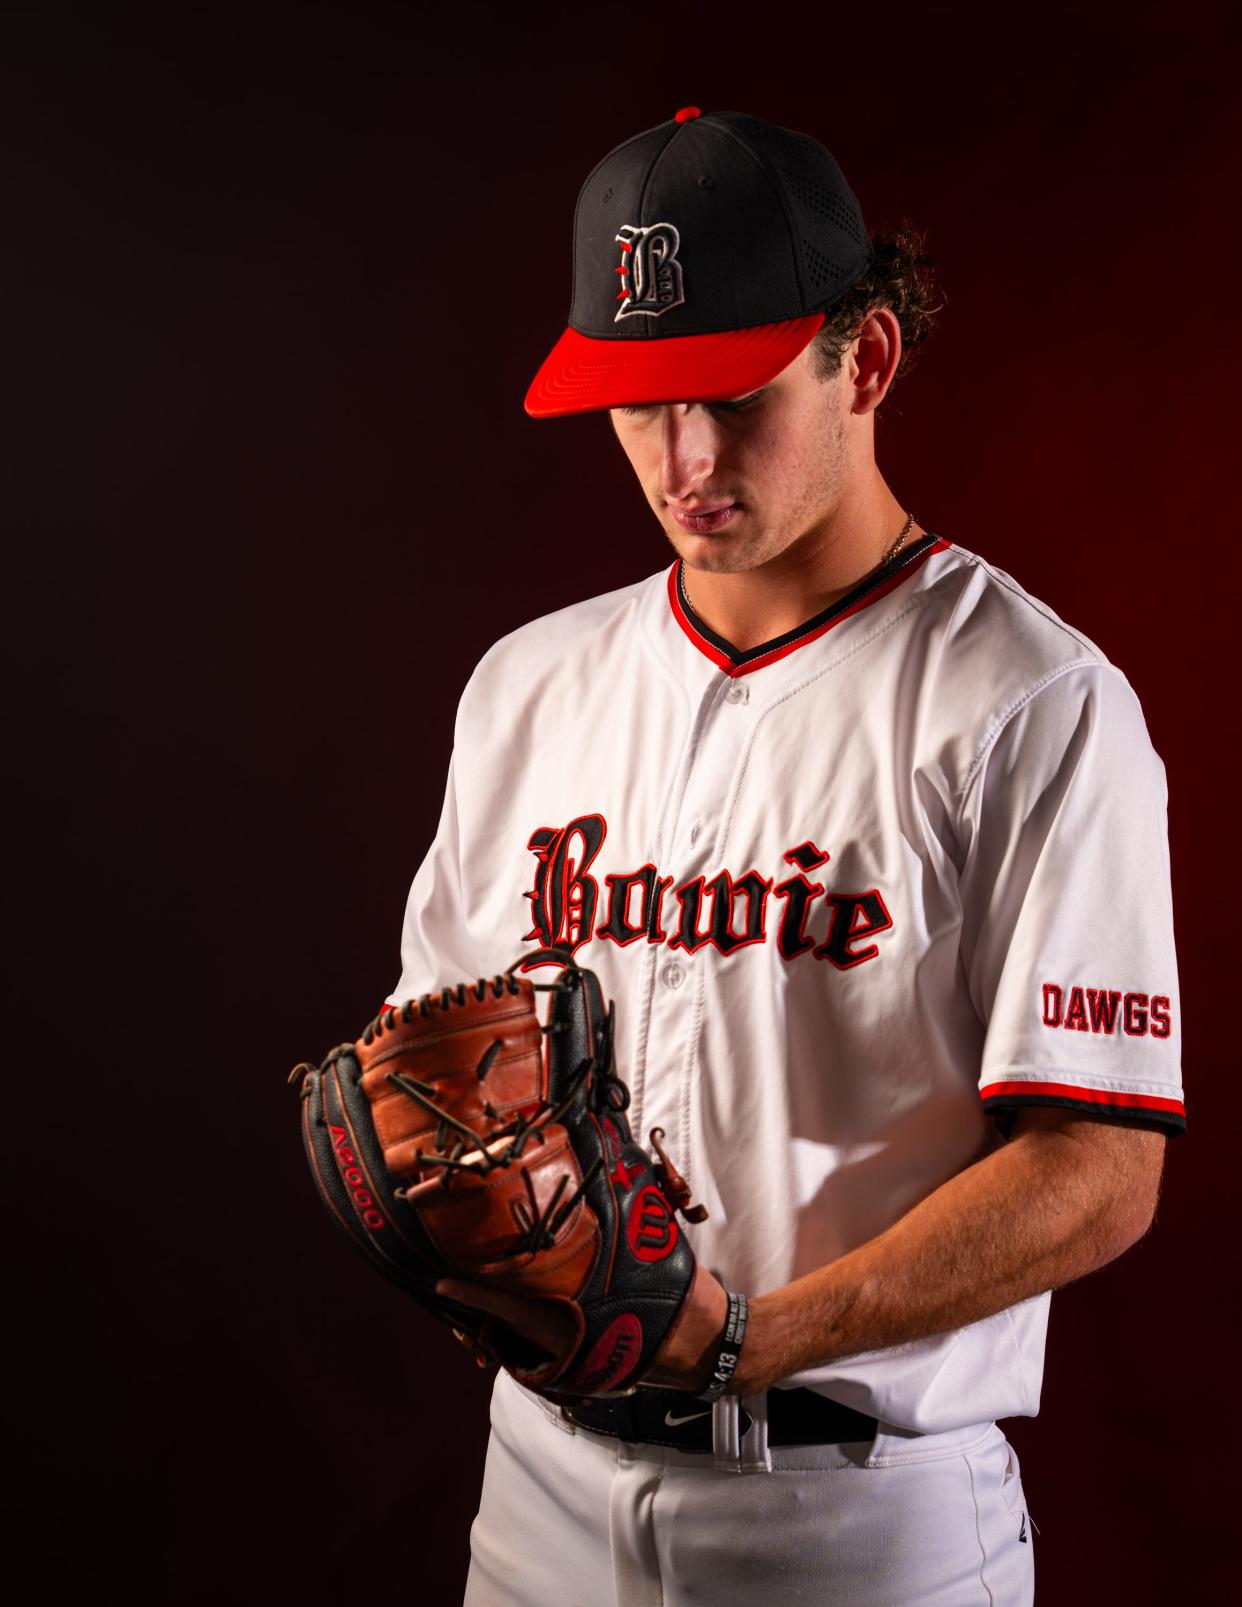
[957,662,1184,1134]
[386,748,482,1003]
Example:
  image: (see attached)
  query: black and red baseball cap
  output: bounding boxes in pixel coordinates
[525,107,873,418]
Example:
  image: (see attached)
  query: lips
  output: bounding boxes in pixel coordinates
[668,502,739,534]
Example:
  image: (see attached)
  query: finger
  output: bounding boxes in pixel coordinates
[437,1280,577,1355]
[437,1279,530,1323]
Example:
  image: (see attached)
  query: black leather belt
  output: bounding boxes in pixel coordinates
[563,1385,878,1454]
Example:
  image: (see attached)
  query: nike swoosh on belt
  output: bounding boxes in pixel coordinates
[664,1408,712,1426]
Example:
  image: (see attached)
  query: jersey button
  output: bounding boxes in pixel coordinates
[689,819,701,845]
[660,961,686,990]
[725,680,749,704]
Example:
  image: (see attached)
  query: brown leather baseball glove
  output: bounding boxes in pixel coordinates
[291,946,716,1401]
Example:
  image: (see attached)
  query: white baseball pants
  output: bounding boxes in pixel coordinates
[463,1370,1035,1605]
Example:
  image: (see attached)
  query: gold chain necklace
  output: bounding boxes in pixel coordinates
[878,511,916,570]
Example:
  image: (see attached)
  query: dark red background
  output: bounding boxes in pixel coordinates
[6,2,1235,1601]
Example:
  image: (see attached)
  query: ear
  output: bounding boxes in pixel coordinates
[849,307,903,416]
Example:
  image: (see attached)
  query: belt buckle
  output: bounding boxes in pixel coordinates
[561,1397,619,1436]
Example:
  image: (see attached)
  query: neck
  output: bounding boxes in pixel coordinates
[680,476,919,654]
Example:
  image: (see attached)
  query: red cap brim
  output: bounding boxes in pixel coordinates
[524,315,826,418]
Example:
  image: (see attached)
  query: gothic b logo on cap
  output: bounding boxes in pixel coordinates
[614,223,685,321]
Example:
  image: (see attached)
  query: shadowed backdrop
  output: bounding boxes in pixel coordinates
[5,2,1235,1601]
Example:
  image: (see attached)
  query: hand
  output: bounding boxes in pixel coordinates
[638,1263,729,1391]
[438,1263,731,1395]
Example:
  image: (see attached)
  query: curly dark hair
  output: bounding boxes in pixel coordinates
[810,223,944,390]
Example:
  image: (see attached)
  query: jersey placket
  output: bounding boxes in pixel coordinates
[635,668,760,1183]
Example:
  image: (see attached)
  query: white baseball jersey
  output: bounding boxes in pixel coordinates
[389,534,1184,1434]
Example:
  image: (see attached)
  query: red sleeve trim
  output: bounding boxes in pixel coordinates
[979,1078,1184,1118]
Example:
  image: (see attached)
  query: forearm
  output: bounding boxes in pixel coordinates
[733,1115,1165,1395]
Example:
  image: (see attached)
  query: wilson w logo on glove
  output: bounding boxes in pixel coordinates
[290,946,708,1401]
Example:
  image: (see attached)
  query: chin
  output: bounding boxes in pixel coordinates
[669,528,773,577]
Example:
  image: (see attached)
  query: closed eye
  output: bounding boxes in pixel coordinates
[615,389,767,419]
[708,390,765,415]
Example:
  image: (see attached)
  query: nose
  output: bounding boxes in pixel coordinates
[659,405,717,502]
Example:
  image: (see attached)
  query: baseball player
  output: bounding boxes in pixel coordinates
[385,109,1183,1604]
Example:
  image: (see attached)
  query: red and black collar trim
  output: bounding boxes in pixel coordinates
[668,533,949,677]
